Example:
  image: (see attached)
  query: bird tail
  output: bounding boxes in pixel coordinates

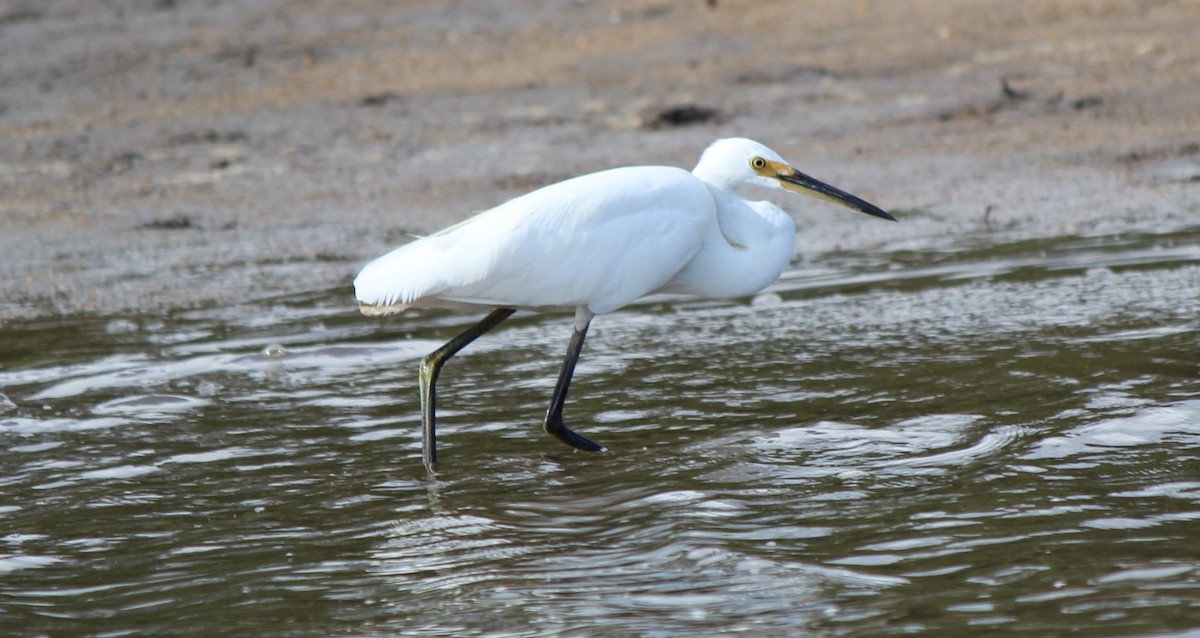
[357,301,411,317]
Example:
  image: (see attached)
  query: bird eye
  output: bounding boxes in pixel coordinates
[750,157,767,170]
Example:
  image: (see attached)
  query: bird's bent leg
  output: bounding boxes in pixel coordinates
[543,313,606,453]
[419,308,515,471]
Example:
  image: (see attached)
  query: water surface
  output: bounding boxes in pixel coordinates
[3,227,1200,636]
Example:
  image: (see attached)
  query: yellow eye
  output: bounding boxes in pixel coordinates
[750,157,767,170]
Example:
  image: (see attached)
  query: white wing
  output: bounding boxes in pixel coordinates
[354,166,714,315]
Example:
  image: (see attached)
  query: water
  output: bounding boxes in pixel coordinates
[3,228,1200,636]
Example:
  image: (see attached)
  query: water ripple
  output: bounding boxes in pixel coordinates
[1026,400,1200,460]
[3,230,1200,635]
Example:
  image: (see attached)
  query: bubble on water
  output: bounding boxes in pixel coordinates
[263,344,289,358]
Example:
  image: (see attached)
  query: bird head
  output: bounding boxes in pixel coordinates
[693,137,895,222]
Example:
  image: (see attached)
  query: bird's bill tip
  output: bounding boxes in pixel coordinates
[779,169,896,222]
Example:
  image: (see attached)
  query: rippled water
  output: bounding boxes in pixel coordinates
[3,228,1200,636]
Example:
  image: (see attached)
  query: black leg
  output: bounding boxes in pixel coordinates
[543,319,606,452]
[419,308,515,472]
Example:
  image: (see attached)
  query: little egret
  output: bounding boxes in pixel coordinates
[355,137,894,470]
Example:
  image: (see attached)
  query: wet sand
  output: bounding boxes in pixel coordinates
[1,0,1197,320]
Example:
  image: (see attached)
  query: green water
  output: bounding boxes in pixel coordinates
[2,228,1200,636]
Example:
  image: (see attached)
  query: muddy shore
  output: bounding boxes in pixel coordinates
[1,0,1196,321]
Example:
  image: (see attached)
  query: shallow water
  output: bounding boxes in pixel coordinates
[3,227,1200,636]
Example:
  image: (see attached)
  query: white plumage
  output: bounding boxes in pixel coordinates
[353,137,894,470]
[354,166,712,316]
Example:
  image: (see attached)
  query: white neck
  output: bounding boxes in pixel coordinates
[660,186,796,299]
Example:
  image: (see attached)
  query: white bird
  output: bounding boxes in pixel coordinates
[355,138,894,470]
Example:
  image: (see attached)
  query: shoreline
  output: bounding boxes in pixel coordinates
[1,0,1196,321]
